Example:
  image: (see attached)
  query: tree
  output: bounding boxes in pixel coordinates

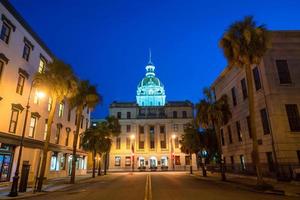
[196,87,231,181]
[180,122,201,174]
[34,59,77,192]
[81,126,101,178]
[69,80,102,184]
[219,16,270,185]
[102,116,121,175]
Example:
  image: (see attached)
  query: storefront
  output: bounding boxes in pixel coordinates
[0,143,15,182]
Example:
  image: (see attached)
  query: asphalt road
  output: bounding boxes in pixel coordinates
[25,172,298,200]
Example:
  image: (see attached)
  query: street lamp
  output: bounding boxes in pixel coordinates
[171,134,176,171]
[9,80,45,197]
[130,134,135,172]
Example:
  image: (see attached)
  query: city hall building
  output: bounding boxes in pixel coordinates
[0,1,89,183]
[108,57,196,171]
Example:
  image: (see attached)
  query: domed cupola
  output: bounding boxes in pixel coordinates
[136,51,166,106]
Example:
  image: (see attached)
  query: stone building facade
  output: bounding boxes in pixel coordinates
[0,1,89,183]
[108,58,196,171]
[212,31,300,178]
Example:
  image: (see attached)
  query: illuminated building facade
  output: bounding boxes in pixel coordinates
[0,1,88,183]
[108,57,196,171]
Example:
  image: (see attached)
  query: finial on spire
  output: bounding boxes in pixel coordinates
[148,48,152,64]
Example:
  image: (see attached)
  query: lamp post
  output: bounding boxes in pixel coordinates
[171,134,176,171]
[130,134,135,172]
[9,80,45,197]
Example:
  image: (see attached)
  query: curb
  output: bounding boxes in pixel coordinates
[190,174,300,197]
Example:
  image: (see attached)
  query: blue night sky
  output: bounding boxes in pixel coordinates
[10,0,300,118]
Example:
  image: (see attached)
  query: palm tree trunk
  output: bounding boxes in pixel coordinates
[92,150,96,178]
[245,65,264,185]
[104,153,108,175]
[200,156,207,177]
[189,152,193,174]
[98,156,102,176]
[212,120,226,181]
[70,107,83,184]
[37,97,57,192]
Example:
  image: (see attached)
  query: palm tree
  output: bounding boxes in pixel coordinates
[97,131,112,176]
[180,122,201,174]
[69,80,102,184]
[81,126,101,178]
[34,59,77,192]
[102,116,121,175]
[219,16,270,185]
[196,87,231,181]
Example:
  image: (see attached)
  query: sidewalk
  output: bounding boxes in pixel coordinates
[0,174,92,199]
[192,170,300,197]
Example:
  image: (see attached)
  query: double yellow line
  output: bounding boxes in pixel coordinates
[144,174,152,200]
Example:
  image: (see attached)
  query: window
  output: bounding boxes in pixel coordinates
[126,137,130,149]
[173,111,178,118]
[297,150,300,163]
[246,116,252,138]
[240,155,246,171]
[236,121,242,142]
[115,156,121,166]
[182,111,187,118]
[28,116,37,137]
[65,128,71,146]
[174,137,179,148]
[231,87,237,106]
[139,126,144,133]
[185,156,190,165]
[116,137,121,149]
[252,67,262,90]
[67,108,71,122]
[227,125,233,144]
[47,97,52,111]
[173,124,178,132]
[50,152,59,171]
[55,125,62,144]
[22,43,31,61]
[285,104,300,132]
[126,125,131,132]
[260,108,270,134]
[80,115,84,129]
[58,102,64,117]
[75,114,78,125]
[175,156,180,165]
[160,126,166,149]
[220,129,225,146]
[44,119,48,140]
[150,126,155,149]
[9,109,19,133]
[125,156,131,166]
[60,154,66,170]
[241,78,248,99]
[0,60,4,81]
[139,126,145,149]
[117,112,121,119]
[127,112,131,119]
[276,60,291,84]
[0,22,11,43]
[38,57,46,73]
[85,119,89,130]
[266,152,275,172]
[16,74,25,95]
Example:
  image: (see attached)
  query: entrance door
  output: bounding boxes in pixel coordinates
[68,155,72,176]
[149,157,157,168]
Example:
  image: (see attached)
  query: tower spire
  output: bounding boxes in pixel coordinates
[148,48,152,64]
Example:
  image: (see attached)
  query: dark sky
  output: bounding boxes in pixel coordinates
[10,0,300,118]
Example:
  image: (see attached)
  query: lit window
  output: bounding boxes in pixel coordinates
[16,74,25,95]
[44,119,48,140]
[50,152,59,171]
[0,22,11,44]
[38,57,46,73]
[115,156,121,166]
[28,116,37,137]
[116,137,121,149]
[9,109,19,133]
[58,102,64,117]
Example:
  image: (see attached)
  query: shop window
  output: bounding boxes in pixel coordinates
[115,156,121,166]
[125,156,131,166]
[50,152,59,171]
[175,156,180,165]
